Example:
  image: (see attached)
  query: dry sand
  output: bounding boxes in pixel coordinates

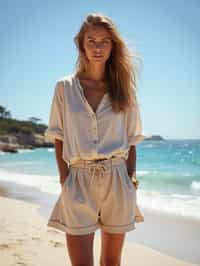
[0,195,197,266]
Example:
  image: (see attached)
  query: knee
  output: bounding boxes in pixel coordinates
[100,257,120,266]
[72,258,93,266]
[73,263,93,266]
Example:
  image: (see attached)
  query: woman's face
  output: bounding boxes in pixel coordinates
[83,25,113,65]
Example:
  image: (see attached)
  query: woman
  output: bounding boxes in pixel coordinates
[45,13,146,266]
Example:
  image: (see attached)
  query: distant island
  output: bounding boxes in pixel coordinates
[0,105,163,153]
[145,135,164,141]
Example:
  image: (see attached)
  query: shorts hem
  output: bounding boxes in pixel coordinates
[100,221,136,234]
[135,216,144,222]
[47,220,100,235]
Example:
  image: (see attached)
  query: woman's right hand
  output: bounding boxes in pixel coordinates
[60,170,70,188]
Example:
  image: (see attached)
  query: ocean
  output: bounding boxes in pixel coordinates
[0,139,200,221]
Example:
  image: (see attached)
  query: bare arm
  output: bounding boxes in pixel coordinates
[54,138,69,186]
[125,145,139,189]
[126,145,136,177]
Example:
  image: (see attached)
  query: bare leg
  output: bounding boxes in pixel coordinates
[65,232,95,266]
[100,229,126,266]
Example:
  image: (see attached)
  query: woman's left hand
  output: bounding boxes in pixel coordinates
[131,177,139,190]
[127,168,139,190]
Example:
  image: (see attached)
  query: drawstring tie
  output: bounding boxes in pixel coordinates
[88,164,107,185]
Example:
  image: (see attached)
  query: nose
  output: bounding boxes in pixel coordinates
[94,42,104,49]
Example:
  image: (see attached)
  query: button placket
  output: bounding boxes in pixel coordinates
[90,112,99,144]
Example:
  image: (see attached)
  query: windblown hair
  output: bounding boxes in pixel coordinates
[73,13,142,113]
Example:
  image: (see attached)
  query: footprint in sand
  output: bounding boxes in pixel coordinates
[16,239,24,243]
[13,253,22,259]
[49,240,64,248]
[47,229,60,234]
[13,253,27,266]
[0,243,9,249]
[31,237,40,241]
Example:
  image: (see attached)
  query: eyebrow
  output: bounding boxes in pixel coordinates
[87,36,112,40]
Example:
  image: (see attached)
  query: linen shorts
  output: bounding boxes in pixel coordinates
[47,157,144,235]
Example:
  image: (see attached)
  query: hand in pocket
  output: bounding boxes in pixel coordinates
[131,177,139,190]
[124,164,139,190]
[60,169,70,188]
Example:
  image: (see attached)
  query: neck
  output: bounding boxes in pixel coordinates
[84,63,106,81]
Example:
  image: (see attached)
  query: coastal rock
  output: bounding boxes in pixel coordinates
[0,133,53,153]
[0,141,21,153]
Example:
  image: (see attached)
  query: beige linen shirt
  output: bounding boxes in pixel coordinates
[44,73,147,165]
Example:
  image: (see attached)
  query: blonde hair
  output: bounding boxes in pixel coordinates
[73,13,142,113]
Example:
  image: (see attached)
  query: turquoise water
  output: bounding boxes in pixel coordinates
[0,139,200,220]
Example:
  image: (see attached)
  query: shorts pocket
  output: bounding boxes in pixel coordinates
[62,169,72,189]
[122,163,136,191]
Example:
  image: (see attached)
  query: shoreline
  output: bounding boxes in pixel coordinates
[0,194,196,266]
[0,179,199,265]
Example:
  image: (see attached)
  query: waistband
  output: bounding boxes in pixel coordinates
[69,156,126,170]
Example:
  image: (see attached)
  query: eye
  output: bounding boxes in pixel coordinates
[88,39,95,44]
[103,39,112,45]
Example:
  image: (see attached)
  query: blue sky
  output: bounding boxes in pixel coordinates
[0,0,199,139]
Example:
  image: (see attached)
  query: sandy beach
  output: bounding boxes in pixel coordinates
[0,184,198,266]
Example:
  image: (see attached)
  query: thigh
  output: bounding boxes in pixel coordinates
[100,230,126,265]
[65,232,95,266]
[49,166,100,235]
[100,160,137,233]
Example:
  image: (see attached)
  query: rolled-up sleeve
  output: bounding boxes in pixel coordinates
[127,96,147,146]
[45,80,64,143]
